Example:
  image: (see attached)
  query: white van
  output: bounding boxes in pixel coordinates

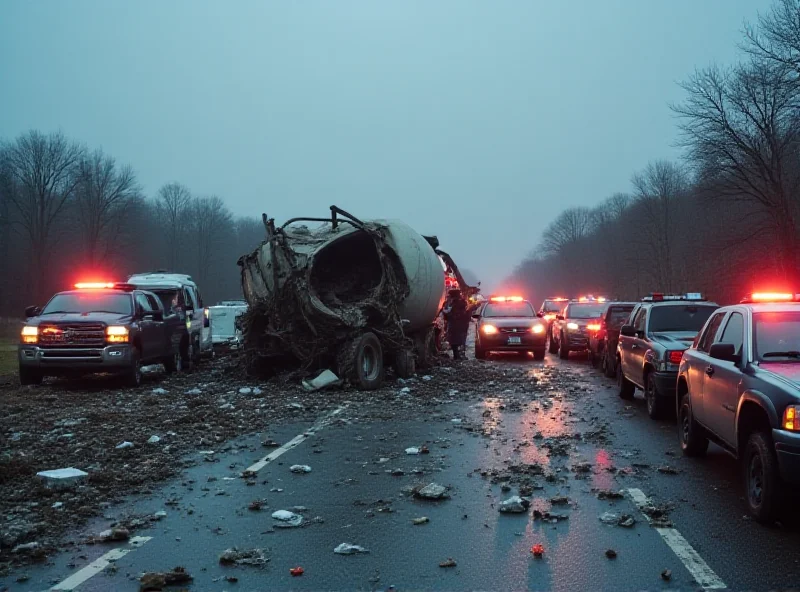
[209,303,247,346]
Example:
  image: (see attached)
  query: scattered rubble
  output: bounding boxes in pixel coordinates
[499,496,530,514]
[139,566,192,591]
[219,547,269,567]
[439,558,457,568]
[334,543,369,555]
[36,468,87,490]
[93,527,130,543]
[413,483,449,500]
[302,370,342,392]
[661,569,672,581]
[412,517,430,525]
[290,464,312,474]
[271,510,303,528]
[605,549,618,559]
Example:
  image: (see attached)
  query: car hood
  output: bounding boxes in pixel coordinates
[30,312,132,326]
[651,331,697,347]
[759,363,800,388]
[482,317,541,328]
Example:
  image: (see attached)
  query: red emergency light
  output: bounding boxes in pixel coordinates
[490,296,524,303]
[750,292,795,302]
[74,282,116,289]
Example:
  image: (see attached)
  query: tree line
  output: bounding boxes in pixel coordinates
[513,0,800,307]
[0,131,266,315]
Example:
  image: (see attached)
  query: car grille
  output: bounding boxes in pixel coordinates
[499,327,530,334]
[39,323,106,347]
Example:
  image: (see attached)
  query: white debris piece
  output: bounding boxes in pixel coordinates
[334,543,369,555]
[219,403,234,410]
[272,510,303,527]
[378,457,390,464]
[302,369,342,392]
[151,387,168,395]
[147,435,161,444]
[499,496,530,514]
[52,502,64,509]
[252,387,262,395]
[239,387,252,395]
[290,464,312,474]
[153,510,168,520]
[415,483,449,500]
[422,375,433,381]
[399,387,412,394]
[115,441,134,449]
[451,418,462,425]
[36,468,88,490]
[12,542,40,554]
[599,512,621,525]
[405,447,420,455]
[186,388,202,395]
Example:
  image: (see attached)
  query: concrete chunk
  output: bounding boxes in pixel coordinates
[36,468,88,490]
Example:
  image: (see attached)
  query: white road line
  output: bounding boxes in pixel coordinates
[48,536,152,591]
[627,488,727,590]
[245,406,345,473]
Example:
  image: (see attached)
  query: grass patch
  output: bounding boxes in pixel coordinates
[0,336,17,376]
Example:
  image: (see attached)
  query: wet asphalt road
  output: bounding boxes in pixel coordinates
[4,352,800,592]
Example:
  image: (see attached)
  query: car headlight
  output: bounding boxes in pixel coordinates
[106,326,129,343]
[783,405,800,431]
[567,322,579,330]
[482,324,498,335]
[21,326,38,344]
[531,324,544,334]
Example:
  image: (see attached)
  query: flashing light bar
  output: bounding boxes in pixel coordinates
[490,296,524,303]
[642,292,706,302]
[75,282,116,289]
[742,292,800,303]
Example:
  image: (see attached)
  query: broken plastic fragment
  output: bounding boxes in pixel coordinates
[499,496,531,514]
[290,567,304,576]
[147,435,161,444]
[334,543,369,555]
[290,464,312,474]
[302,369,342,392]
[405,447,420,455]
[412,517,430,525]
[414,483,449,500]
[271,510,303,528]
[115,441,134,449]
[531,544,544,558]
[439,558,457,568]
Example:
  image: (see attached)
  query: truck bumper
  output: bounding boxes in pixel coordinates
[652,371,678,398]
[566,334,589,349]
[18,345,134,373]
[773,429,800,485]
[480,335,546,352]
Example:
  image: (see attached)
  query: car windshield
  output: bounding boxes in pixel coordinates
[649,304,717,332]
[542,301,564,313]
[607,306,634,328]
[566,303,604,319]
[483,302,535,318]
[42,292,132,315]
[754,311,800,361]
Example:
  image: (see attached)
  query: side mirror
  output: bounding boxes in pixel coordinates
[709,343,738,363]
[556,315,565,321]
[24,305,40,318]
[620,324,636,337]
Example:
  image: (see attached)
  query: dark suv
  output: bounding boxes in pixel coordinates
[550,300,607,359]
[678,294,800,522]
[588,302,637,377]
[18,283,182,386]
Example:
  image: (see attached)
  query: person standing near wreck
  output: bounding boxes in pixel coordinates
[443,289,475,360]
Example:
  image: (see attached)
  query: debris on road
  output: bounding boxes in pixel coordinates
[290,566,304,576]
[302,370,342,392]
[499,496,530,513]
[412,517,430,525]
[439,558,457,568]
[115,441,134,450]
[248,500,266,511]
[605,549,618,559]
[657,465,679,475]
[549,496,570,505]
[36,467,88,490]
[661,569,672,581]
[595,489,625,500]
[599,512,620,525]
[618,515,636,528]
[531,544,545,558]
[219,547,269,567]
[290,464,312,474]
[147,435,161,444]
[139,566,192,591]
[271,510,303,528]
[93,527,130,543]
[405,447,421,455]
[334,543,370,555]
[413,483,449,500]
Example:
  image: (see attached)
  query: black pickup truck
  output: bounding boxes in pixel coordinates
[18,283,182,386]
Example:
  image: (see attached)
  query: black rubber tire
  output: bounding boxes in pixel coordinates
[645,372,666,420]
[679,393,709,457]
[548,333,558,354]
[394,348,416,379]
[533,349,546,361]
[126,351,143,387]
[337,332,384,390]
[163,352,182,374]
[414,328,436,369]
[474,345,487,360]
[743,431,780,523]
[603,349,616,378]
[19,366,43,386]
[617,359,635,400]
[181,338,195,373]
[558,334,570,360]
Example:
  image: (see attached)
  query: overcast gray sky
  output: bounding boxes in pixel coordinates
[1,0,771,289]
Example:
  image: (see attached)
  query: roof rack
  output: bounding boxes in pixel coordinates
[641,292,706,302]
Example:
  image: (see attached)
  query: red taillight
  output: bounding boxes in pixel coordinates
[587,323,602,332]
[668,350,684,364]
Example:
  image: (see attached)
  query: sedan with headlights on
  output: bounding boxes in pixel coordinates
[473,296,547,360]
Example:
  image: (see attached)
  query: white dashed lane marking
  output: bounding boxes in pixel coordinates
[627,488,727,590]
[245,406,345,473]
[48,536,152,591]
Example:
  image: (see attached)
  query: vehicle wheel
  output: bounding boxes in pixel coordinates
[743,431,780,523]
[126,351,143,387]
[181,339,195,373]
[474,345,487,360]
[603,350,616,378]
[394,348,416,379]
[163,352,182,374]
[533,349,545,361]
[558,335,570,360]
[337,332,384,390]
[679,393,709,456]
[19,366,43,386]
[192,336,201,366]
[548,333,558,354]
[617,359,635,400]
[645,372,666,420]
[414,328,437,369]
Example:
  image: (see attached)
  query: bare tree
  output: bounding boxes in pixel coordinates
[76,149,141,269]
[539,207,594,256]
[3,131,84,299]
[744,0,800,79]
[191,195,234,287]
[672,59,800,282]
[156,182,192,271]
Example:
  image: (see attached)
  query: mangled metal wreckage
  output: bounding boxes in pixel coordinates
[238,206,451,389]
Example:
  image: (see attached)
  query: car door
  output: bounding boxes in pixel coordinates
[629,306,649,387]
[145,293,169,356]
[686,311,726,426]
[618,305,641,379]
[703,311,745,446]
[134,293,156,359]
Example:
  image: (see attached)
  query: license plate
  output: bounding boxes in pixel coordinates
[508,336,522,345]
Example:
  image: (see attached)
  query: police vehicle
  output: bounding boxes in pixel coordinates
[473,296,547,360]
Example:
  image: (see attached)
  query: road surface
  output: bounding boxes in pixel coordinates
[3,352,800,592]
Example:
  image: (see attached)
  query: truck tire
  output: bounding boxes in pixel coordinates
[414,328,437,369]
[617,359,635,400]
[533,349,545,361]
[125,350,143,387]
[337,332,384,390]
[19,366,43,386]
[548,333,558,354]
[163,352,182,374]
[645,372,666,420]
[603,349,616,378]
[679,393,709,457]
[558,334,570,360]
[394,348,416,379]
[181,338,195,373]
[743,431,780,523]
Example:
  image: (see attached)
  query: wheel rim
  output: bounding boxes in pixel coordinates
[362,344,379,381]
[646,378,655,412]
[681,404,691,445]
[749,454,764,507]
